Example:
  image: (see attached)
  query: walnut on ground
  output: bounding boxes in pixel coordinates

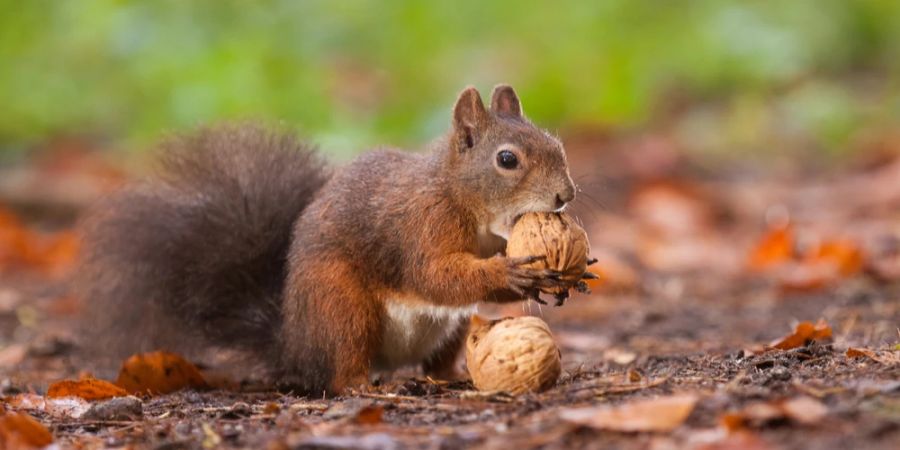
[465,315,561,394]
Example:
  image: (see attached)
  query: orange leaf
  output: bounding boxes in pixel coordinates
[0,207,31,271]
[805,239,863,277]
[115,351,208,395]
[0,412,53,449]
[0,205,79,275]
[846,347,878,359]
[31,231,80,276]
[770,320,832,350]
[353,405,384,425]
[560,394,698,432]
[748,226,793,271]
[721,396,827,429]
[47,377,127,400]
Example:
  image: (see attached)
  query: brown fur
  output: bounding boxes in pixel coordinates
[77,85,575,395]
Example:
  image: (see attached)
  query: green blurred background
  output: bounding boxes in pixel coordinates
[2,0,899,160]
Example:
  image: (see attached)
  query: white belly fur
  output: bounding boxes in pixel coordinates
[375,299,476,371]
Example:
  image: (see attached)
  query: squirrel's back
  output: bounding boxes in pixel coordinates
[77,123,329,374]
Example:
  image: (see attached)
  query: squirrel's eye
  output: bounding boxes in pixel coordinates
[496,150,519,170]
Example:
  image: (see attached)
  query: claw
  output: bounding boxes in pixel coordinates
[528,291,548,305]
[587,257,598,266]
[582,271,600,280]
[554,291,569,306]
[574,281,591,294]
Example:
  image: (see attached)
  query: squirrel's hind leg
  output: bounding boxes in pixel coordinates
[422,317,470,382]
[282,256,381,395]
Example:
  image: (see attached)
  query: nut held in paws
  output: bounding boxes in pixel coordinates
[465,315,561,394]
[506,212,590,295]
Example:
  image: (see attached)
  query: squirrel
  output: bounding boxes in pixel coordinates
[76,84,578,395]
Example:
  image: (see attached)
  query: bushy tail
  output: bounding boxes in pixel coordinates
[76,123,329,375]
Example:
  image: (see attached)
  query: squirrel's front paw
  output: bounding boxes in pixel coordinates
[504,255,567,305]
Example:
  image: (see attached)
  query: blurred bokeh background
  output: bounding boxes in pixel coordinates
[2,5,900,447]
[2,0,899,162]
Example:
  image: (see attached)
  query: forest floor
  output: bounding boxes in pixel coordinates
[1,132,899,449]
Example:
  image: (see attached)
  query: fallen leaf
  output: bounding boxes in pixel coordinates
[696,431,773,450]
[0,208,31,271]
[807,239,864,276]
[846,347,877,359]
[47,377,127,400]
[722,396,828,430]
[23,231,80,277]
[353,404,384,425]
[7,393,92,419]
[115,351,208,395]
[770,320,832,350]
[0,412,53,449]
[780,396,828,425]
[776,262,835,293]
[583,249,639,291]
[560,393,698,432]
[748,226,793,271]
[0,205,80,276]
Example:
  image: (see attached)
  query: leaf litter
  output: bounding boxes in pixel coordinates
[2,133,900,449]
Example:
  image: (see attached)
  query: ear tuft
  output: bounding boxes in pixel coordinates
[452,86,488,150]
[490,84,522,118]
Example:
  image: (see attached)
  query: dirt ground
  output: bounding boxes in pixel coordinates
[1,134,899,449]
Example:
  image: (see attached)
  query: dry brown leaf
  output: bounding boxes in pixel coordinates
[776,262,836,293]
[23,231,80,276]
[770,320,832,350]
[352,404,384,425]
[846,347,900,365]
[846,347,878,359]
[779,396,828,425]
[748,226,793,271]
[807,239,864,276]
[695,431,774,450]
[0,412,53,449]
[47,377,127,401]
[748,226,865,292]
[0,206,80,276]
[115,351,208,395]
[0,207,31,271]
[560,393,698,432]
[583,249,638,291]
[723,396,828,430]
[7,393,92,419]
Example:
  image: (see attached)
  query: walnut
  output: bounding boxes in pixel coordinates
[465,316,561,394]
[506,212,590,295]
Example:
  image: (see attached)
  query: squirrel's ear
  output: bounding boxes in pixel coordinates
[490,84,522,118]
[452,86,488,150]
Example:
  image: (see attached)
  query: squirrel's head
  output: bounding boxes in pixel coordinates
[446,85,575,239]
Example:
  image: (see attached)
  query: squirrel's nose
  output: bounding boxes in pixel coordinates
[555,188,575,209]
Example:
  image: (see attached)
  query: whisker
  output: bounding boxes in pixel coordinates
[575,188,609,213]
[570,199,601,225]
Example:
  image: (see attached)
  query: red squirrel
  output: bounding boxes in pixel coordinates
[77,85,578,395]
